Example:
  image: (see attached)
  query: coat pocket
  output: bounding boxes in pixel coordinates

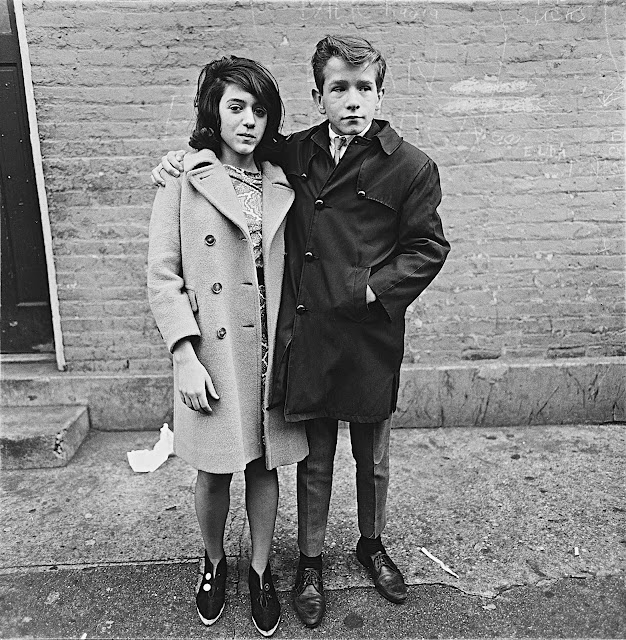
[185,287,198,313]
[351,266,371,322]
[335,266,373,322]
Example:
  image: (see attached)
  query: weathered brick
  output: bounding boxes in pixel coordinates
[21,0,624,371]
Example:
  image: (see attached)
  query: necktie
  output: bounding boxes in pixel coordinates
[333,136,347,165]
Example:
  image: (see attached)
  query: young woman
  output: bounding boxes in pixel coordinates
[147,56,307,637]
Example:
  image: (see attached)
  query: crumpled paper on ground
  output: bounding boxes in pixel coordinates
[127,423,174,472]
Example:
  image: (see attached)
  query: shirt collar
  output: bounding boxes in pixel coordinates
[328,121,373,147]
[309,119,401,155]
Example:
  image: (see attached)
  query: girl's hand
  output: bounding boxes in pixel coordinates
[150,150,187,187]
[173,340,219,414]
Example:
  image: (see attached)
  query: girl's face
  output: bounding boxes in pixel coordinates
[218,83,268,167]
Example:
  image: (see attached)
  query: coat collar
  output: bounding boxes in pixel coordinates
[185,149,293,253]
[185,149,244,232]
[259,160,294,256]
[309,119,403,156]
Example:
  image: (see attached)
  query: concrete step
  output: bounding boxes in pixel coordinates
[0,362,172,431]
[0,357,623,431]
[0,405,89,469]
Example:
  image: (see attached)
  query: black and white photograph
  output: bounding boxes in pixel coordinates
[0,0,624,637]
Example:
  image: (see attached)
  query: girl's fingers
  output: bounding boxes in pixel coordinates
[181,392,195,411]
[179,372,217,414]
[185,391,212,414]
[206,376,220,401]
[197,393,212,415]
[189,395,201,412]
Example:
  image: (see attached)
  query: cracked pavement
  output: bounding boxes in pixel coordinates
[1,425,624,638]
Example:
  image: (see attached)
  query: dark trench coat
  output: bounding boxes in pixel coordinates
[269,119,450,424]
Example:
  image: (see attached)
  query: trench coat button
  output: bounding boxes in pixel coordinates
[301,172,307,179]
[314,199,324,209]
[304,251,315,262]
[211,282,222,294]
[296,304,307,315]
[204,234,216,246]
[216,327,227,339]
[357,190,366,199]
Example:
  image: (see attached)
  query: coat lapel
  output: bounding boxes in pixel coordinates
[261,161,294,257]
[185,150,249,236]
[185,151,294,253]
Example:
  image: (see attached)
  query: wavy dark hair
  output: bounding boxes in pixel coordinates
[311,35,386,92]
[189,56,284,160]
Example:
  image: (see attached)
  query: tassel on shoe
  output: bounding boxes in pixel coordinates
[249,563,281,637]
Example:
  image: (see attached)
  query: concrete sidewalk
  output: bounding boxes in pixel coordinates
[1,424,625,638]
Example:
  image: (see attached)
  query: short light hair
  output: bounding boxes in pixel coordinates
[311,35,386,92]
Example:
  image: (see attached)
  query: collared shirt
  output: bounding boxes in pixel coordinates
[328,121,372,162]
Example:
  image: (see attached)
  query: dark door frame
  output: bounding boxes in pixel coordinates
[3,0,65,370]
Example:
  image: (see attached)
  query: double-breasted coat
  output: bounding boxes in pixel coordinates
[148,149,308,473]
[270,120,450,424]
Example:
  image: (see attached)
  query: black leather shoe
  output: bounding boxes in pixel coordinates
[196,553,227,625]
[249,564,281,637]
[293,566,325,628]
[356,540,407,604]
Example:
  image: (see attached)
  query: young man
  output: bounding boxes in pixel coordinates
[153,35,449,628]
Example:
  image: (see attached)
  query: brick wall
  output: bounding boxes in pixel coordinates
[23,0,625,373]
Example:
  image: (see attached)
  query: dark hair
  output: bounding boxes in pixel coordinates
[189,56,284,160]
[311,35,386,93]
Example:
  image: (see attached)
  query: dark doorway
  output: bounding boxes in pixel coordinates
[0,0,53,354]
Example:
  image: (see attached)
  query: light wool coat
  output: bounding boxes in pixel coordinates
[148,149,308,473]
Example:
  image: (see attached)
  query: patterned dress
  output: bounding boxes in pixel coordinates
[224,165,269,406]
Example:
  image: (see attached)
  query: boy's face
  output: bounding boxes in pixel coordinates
[313,56,384,136]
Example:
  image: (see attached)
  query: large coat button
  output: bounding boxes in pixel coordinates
[296,304,307,315]
[212,282,222,294]
[304,251,315,262]
[357,190,366,199]
[216,327,227,339]
[204,235,216,246]
[314,199,324,209]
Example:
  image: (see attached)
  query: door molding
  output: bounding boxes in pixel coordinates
[14,0,65,371]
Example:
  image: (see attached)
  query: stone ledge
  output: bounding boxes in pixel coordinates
[1,363,172,432]
[0,405,89,469]
[395,357,626,428]
[1,357,624,431]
